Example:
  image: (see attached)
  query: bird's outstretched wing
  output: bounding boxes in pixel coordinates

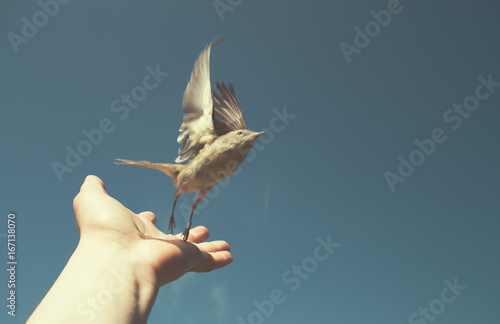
[176,37,225,163]
[212,82,247,136]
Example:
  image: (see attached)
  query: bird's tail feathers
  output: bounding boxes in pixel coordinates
[114,159,183,180]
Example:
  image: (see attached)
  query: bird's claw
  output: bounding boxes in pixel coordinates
[182,228,190,242]
[168,218,176,234]
[182,221,191,242]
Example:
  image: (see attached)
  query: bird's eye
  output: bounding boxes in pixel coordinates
[237,131,243,135]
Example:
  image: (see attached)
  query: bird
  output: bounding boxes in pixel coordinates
[115,37,264,241]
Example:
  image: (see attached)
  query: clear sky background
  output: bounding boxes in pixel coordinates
[1,1,500,323]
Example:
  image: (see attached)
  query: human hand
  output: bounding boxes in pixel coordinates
[73,175,233,287]
[28,175,232,323]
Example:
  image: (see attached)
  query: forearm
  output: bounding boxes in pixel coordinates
[27,237,159,324]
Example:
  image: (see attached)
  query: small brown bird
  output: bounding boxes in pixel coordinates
[115,37,263,241]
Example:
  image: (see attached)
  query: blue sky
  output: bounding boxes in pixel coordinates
[1,0,500,323]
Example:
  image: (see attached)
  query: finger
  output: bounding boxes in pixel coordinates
[197,240,230,253]
[73,175,107,214]
[186,226,210,243]
[138,211,157,224]
[175,226,210,243]
[192,251,233,273]
[79,175,107,194]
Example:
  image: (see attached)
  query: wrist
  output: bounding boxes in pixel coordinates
[75,236,160,323]
[28,236,159,324]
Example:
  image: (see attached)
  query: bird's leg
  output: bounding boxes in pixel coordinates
[182,186,214,242]
[168,190,181,234]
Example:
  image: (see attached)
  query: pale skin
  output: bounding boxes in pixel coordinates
[27,175,233,323]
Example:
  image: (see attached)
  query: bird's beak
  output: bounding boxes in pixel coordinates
[255,131,265,138]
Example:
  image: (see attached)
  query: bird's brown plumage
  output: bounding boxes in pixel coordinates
[115,37,263,241]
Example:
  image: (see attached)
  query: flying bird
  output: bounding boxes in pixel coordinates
[115,37,264,241]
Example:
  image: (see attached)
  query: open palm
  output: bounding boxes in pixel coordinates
[73,175,233,286]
